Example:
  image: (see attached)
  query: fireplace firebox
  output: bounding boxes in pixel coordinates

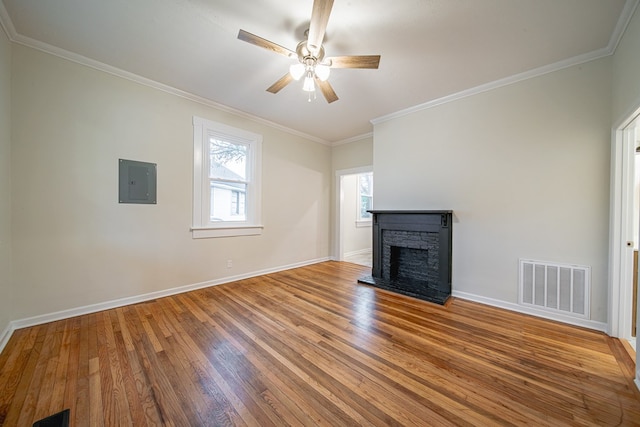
[358,210,452,305]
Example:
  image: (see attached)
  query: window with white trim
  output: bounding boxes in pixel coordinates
[357,172,373,226]
[192,117,262,238]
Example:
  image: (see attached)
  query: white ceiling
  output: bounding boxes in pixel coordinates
[0,0,636,143]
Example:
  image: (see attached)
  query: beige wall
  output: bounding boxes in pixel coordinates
[10,45,331,320]
[5,7,638,331]
[332,137,373,172]
[612,6,640,124]
[374,58,612,322]
[0,27,12,334]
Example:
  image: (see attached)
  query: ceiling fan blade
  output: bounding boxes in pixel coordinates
[238,29,296,58]
[316,78,338,103]
[267,73,294,94]
[326,55,381,69]
[307,0,334,54]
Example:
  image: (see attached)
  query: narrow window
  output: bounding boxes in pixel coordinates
[357,172,373,226]
[192,117,262,238]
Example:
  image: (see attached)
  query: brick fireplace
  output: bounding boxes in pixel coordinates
[358,210,453,305]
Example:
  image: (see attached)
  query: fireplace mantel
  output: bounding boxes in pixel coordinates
[359,210,453,304]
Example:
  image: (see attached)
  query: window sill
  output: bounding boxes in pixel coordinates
[191,224,263,239]
[356,220,372,228]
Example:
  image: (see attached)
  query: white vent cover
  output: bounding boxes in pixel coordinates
[519,259,590,319]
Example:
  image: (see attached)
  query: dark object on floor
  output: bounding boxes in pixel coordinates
[32,409,70,427]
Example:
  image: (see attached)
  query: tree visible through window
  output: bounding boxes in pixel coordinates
[209,139,248,221]
[358,172,373,221]
[192,116,262,238]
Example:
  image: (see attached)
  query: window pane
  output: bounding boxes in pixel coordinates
[359,173,373,197]
[360,195,372,218]
[210,181,247,221]
[358,172,373,220]
[209,139,247,181]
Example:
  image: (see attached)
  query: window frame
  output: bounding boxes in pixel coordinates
[192,116,262,238]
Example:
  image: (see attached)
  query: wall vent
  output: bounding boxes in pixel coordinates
[519,259,590,319]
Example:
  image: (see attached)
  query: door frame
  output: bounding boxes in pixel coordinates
[334,166,373,261]
[609,119,637,340]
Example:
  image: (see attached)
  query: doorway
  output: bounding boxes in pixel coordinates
[610,108,640,347]
[334,167,373,266]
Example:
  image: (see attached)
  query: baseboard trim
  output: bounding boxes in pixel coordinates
[1,261,609,356]
[344,248,371,258]
[0,322,14,355]
[0,257,330,354]
[453,290,608,332]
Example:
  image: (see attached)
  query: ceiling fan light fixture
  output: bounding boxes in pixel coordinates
[303,71,316,92]
[289,63,305,80]
[237,0,379,103]
[315,64,330,81]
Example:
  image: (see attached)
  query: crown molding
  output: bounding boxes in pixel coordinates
[3,0,637,145]
[0,1,16,40]
[331,132,373,147]
[372,0,639,126]
[0,6,330,146]
[371,47,611,126]
[609,0,640,53]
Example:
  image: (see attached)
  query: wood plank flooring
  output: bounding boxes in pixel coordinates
[1,261,640,426]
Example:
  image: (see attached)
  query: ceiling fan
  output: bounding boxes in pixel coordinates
[237,0,380,103]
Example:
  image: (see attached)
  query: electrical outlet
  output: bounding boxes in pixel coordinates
[226,260,233,268]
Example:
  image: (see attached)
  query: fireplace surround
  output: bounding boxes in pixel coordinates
[358,210,453,305]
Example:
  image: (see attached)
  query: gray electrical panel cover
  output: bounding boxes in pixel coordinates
[119,159,157,204]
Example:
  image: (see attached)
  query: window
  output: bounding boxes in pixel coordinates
[192,117,262,238]
[357,172,373,226]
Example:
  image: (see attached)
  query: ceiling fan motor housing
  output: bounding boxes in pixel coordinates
[236,0,379,103]
[296,40,326,66]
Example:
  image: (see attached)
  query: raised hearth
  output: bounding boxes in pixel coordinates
[358,210,452,305]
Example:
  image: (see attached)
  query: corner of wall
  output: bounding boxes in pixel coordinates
[0,19,14,346]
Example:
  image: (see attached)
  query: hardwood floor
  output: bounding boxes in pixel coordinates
[1,261,640,426]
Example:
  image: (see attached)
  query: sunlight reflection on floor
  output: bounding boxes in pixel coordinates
[351,285,378,347]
